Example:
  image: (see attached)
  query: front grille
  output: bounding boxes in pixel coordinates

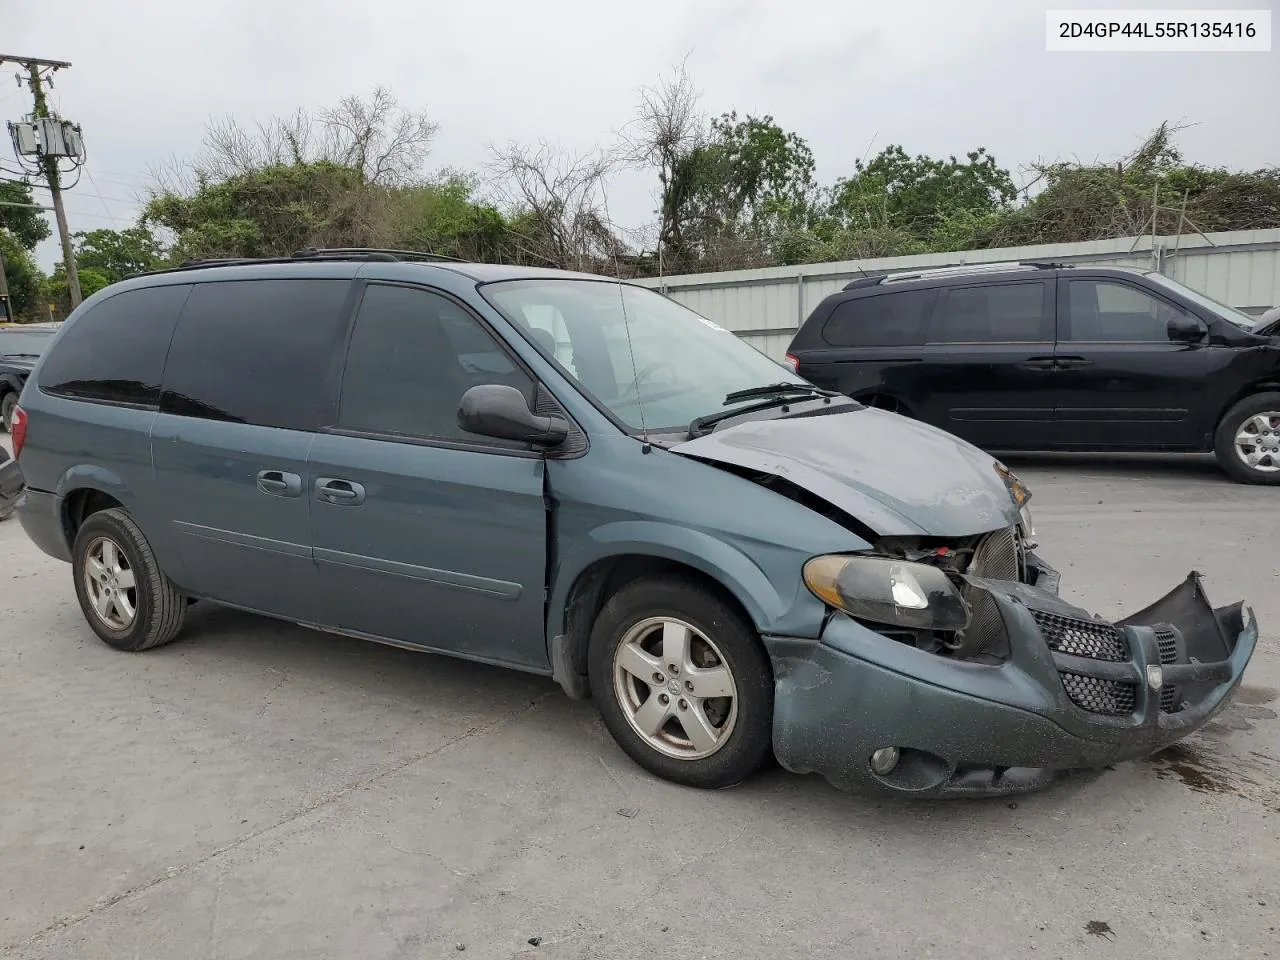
[1060,672,1137,716]
[1033,610,1129,662]
[1154,627,1183,713]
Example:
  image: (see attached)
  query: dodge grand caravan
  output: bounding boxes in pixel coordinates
[12,249,1258,797]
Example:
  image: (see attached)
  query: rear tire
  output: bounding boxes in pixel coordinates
[1214,393,1280,485]
[71,507,188,651]
[1,391,16,433]
[588,576,773,789]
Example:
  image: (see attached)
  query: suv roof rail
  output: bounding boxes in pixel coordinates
[841,259,1076,291]
[142,247,468,277]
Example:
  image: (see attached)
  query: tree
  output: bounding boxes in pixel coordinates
[42,264,109,313]
[73,227,163,283]
[487,141,624,271]
[164,86,438,190]
[0,229,44,317]
[827,145,1016,242]
[0,181,52,250]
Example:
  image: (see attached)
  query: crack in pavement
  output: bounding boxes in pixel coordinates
[3,690,558,957]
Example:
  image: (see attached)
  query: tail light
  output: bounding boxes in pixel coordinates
[784,352,800,373]
[10,405,27,459]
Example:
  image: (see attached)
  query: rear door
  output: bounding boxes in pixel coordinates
[151,277,355,620]
[791,288,935,414]
[307,281,550,670]
[1052,275,1220,448]
[918,279,1059,449]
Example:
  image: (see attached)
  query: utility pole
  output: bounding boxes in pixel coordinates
[0,54,81,308]
[26,61,80,307]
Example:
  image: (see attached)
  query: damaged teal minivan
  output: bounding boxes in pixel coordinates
[11,249,1259,797]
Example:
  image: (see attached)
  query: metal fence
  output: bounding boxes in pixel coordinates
[630,228,1280,360]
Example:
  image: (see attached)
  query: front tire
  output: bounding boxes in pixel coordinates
[1214,393,1280,485]
[71,508,188,651]
[588,576,773,789]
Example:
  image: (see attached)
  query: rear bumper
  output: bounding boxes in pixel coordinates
[15,488,71,561]
[765,557,1258,797]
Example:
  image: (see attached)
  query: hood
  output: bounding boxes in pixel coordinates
[670,407,1023,538]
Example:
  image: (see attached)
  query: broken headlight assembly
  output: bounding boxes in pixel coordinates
[803,555,970,632]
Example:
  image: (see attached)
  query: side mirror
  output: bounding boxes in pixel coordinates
[1167,315,1206,343]
[458,384,569,446]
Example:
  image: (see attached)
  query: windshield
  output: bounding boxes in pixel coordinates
[1144,273,1258,329]
[482,279,805,432]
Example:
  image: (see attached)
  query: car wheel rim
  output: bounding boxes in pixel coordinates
[1233,412,1280,473]
[612,616,738,761]
[83,536,138,631]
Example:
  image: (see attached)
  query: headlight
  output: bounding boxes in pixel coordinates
[803,555,970,631]
[1019,504,1035,538]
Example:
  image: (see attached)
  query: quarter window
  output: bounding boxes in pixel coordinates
[931,282,1050,343]
[822,289,935,347]
[38,284,190,406]
[160,279,351,430]
[336,283,534,445]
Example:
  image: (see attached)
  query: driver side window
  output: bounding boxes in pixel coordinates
[337,283,534,447]
[1065,280,1196,342]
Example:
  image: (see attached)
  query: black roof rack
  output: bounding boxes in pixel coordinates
[139,247,467,277]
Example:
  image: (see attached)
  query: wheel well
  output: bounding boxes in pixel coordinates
[1216,382,1280,430]
[62,489,124,547]
[554,555,760,700]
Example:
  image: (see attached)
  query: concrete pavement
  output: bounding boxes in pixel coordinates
[1,442,1277,959]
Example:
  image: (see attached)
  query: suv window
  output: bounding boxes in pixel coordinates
[337,283,533,445]
[822,289,935,347]
[931,282,1049,343]
[38,285,190,406]
[160,279,351,430]
[1065,279,1195,342]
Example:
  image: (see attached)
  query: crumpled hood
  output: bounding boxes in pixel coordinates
[671,407,1023,537]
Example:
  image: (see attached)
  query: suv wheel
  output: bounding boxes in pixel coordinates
[588,576,773,789]
[1,392,16,433]
[71,507,188,651]
[1215,393,1280,485]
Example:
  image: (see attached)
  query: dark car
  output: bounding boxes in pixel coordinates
[1,322,61,432]
[785,262,1280,484]
[0,445,22,521]
[9,249,1257,798]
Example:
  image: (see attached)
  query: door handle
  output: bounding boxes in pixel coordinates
[316,477,366,506]
[1021,356,1057,370]
[256,470,302,498]
[1055,356,1094,369]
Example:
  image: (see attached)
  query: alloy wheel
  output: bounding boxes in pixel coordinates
[82,536,138,631]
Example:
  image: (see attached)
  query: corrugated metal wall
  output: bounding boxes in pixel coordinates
[631,228,1280,359]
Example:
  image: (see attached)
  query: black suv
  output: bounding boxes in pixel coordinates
[785,262,1280,484]
[0,322,60,432]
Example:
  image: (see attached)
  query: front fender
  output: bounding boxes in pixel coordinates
[547,520,791,644]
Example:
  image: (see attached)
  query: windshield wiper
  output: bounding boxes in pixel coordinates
[722,382,839,405]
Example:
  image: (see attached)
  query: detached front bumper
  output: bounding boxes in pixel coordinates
[764,556,1258,797]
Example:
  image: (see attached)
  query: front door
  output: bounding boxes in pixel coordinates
[917,278,1059,450]
[308,282,550,670]
[1052,276,1219,448]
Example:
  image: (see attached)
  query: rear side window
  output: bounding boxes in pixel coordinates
[38,285,190,406]
[821,289,935,347]
[931,282,1050,343]
[160,279,351,431]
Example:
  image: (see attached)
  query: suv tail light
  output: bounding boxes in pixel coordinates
[784,352,800,374]
[10,405,27,459]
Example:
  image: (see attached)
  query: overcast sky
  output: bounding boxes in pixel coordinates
[4,0,1277,270]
